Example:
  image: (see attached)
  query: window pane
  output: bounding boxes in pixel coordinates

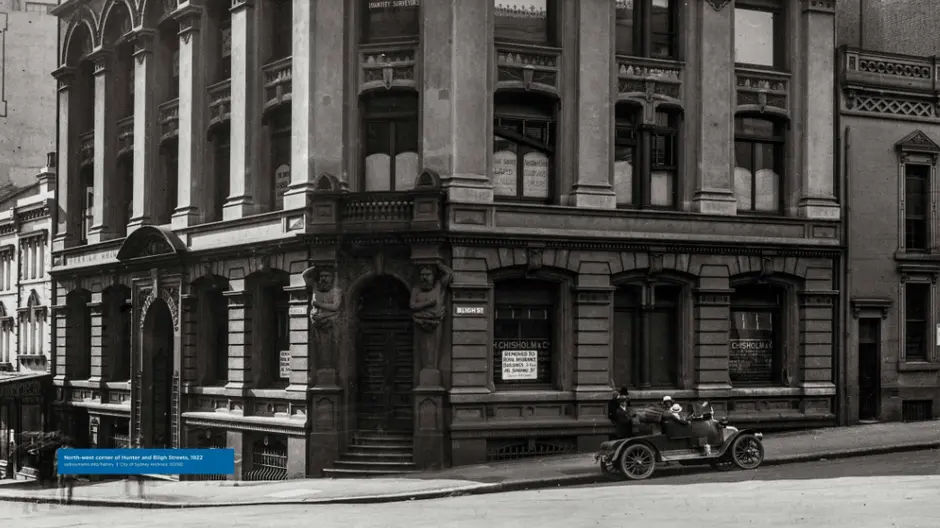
[495,0,551,44]
[362,0,420,42]
[493,142,519,197]
[754,143,779,212]
[729,310,776,383]
[614,146,635,206]
[738,117,776,138]
[614,0,635,56]
[650,0,675,58]
[522,151,550,199]
[735,8,776,67]
[648,308,677,388]
[613,308,636,388]
[906,165,930,249]
[734,142,753,211]
[905,283,929,361]
[650,170,674,207]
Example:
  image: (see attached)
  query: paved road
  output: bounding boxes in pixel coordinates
[2,450,938,528]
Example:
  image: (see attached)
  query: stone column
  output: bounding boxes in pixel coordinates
[51,67,78,251]
[285,0,346,208]
[570,0,616,208]
[286,435,306,478]
[225,0,263,219]
[87,298,106,384]
[88,50,119,242]
[173,6,208,228]
[223,286,252,395]
[691,1,737,215]
[127,31,158,232]
[798,1,840,219]
[430,0,492,203]
[693,289,733,397]
[226,430,249,480]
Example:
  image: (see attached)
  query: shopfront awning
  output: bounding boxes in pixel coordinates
[0,372,52,401]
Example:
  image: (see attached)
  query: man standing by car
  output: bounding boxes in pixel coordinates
[607,387,633,439]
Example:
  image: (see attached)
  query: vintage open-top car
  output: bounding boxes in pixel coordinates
[595,402,765,480]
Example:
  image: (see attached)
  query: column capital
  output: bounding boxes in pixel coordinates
[802,0,835,14]
[127,29,156,59]
[88,48,114,75]
[230,0,253,13]
[51,65,76,88]
[175,4,204,41]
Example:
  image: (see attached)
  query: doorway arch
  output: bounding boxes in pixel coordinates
[355,275,414,433]
[142,299,174,448]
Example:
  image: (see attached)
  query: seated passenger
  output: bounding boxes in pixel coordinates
[607,388,633,439]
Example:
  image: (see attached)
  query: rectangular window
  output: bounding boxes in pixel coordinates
[616,0,678,59]
[493,94,556,202]
[905,164,930,251]
[730,283,783,385]
[361,0,420,43]
[269,0,293,60]
[734,3,785,69]
[363,94,420,192]
[495,0,557,46]
[613,284,679,389]
[734,117,783,213]
[493,281,555,388]
[905,282,930,362]
[615,107,677,208]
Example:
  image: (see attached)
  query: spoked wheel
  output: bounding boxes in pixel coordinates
[618,443,657,480]
[731,434,765,470]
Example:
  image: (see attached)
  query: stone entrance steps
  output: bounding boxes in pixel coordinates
[323,431,418,478]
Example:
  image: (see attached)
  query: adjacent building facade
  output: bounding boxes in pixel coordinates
[48,0,842,479]
[837,0,940,424]
[0,155,57,479]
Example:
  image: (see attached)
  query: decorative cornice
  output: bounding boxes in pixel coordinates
[128,29,156,61]
[175,4,203,42]
[89,49,113,75]
[51,65,76,87]
[850,297,891,319]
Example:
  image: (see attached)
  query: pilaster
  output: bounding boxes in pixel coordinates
[223,288,252,395]
[88,49,120,242]
[573,286,614,391]
[693,289,733,395]
[570,0,616,209]
[52,66,78,250]
[308,385,342,477]
[173,6,208,228]
[798,290,836,385]
[437,0,493,203]
[798,0,840,220]
[691,3,737,215]
[52,304,72,381]
[180,293,199,385]
[88,300,106,383]
[285,281,310,392]
[285,0,346,209]
[128,30,159,232]
[225,0,262,219]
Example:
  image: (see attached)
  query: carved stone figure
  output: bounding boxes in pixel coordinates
[303,266,343,372]
[410,262,453,371]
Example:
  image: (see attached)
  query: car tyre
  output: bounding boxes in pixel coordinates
[618,443,657,480]
[730,434,765,470]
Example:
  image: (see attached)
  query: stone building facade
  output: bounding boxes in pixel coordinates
[49,0,842,478]
[0,155,57,478]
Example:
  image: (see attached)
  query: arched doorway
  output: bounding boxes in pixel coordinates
[142,300,174,448]
[355,276,414,433]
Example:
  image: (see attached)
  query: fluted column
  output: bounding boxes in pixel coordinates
[798,0,840,220]
[88,50,120,242]
[570,0,616,208]
[225,0,263,219]
[128,31,159,232]
[285,0,346,208]
[173,6,208,228]
[52,66,79,250]
[691,1,737,215]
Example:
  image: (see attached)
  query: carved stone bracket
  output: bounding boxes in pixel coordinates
[526,247,544,275]
[360,45,417,94]
[705,0,731,10]
[850,297,892,319]
[647,253,664,279]
[803,0,836,13]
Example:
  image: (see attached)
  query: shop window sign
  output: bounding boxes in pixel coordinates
[729,311,775,383]
[494,339,550,384]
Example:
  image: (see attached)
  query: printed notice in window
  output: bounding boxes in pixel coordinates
[501,349,538,380]
[493,150,518,196]
[369,0,419,8]
[523,152,549,198]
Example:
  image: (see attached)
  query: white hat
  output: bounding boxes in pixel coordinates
[662,396,673,402]
[670,403,682,413]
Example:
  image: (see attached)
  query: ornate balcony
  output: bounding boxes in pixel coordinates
[735,67,790,118]
[79,130,94,168]
[359,43,418,94]
[840,47,940,120]
[262,56,292,115]
[116,116,134,159]
[159,98,179,145]
[308,170,444,236]
[617,55,684,115]
[207,79,231,133]
[495,43,561,96]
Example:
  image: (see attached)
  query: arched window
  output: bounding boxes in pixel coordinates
[493,92,555,202]
[615,0,678,59]
[494,0,558,46]
[361,0,420,43]
[729,282,785,385]
[614,104,677,208]
[734,116,784,213]
[493,278,558,388]
[104,287,131,381]
[248,272,290,387]
[613,282,680,389]
[362,93,419,192]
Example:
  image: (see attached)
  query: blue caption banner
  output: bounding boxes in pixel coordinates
[57,449,235,476]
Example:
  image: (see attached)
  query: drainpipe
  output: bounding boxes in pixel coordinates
[841,126,852,425]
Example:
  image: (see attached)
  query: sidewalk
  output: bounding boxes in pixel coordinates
[0,419,937,509]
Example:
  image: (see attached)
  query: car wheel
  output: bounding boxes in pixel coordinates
[730,434,765,470]
[618,443,657,480]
